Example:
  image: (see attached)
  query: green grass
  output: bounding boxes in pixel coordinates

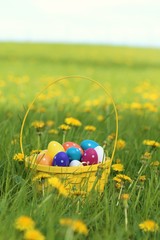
[0,42,160,240]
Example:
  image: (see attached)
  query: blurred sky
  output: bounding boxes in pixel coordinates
[0,0,160,47]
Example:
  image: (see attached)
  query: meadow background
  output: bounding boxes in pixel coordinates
[0,42,160,240]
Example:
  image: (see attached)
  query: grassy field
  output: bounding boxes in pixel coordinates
[0,42,160,240]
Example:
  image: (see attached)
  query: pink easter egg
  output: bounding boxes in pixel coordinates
[63,142,83,154]
[81,148,98,165]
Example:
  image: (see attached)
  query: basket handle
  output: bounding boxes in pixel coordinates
[20,75,118,164]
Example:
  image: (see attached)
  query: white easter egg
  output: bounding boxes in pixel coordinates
[94,146,105,163]
[69,160,82,167]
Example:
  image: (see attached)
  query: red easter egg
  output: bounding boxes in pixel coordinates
[36,152,52,166]
[81,148,98,165]
[63,142,83,154]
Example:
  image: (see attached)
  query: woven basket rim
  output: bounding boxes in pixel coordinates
[25,156,111,174]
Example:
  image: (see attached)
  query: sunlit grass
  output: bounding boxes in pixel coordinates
[0,43,159,240]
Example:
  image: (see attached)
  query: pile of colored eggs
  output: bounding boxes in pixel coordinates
[36,140,105,167]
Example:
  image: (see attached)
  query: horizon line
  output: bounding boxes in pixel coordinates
[0,40,160,50]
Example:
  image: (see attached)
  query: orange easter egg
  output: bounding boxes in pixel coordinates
[36,152,53,166]
[63,142,83,154]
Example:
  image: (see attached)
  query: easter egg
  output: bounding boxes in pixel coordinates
[40,149,47,154]
[47,141,65,158]
[36,152,52,166]
[53,152,69,167]
[63,142,83,154]
[69,160,82,167]
[66,147,82,161]
[80,139,99,150]
[94,146,105,163]
[81,148,98,165]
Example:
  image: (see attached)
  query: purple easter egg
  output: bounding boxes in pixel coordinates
[81,148,98,165]
[53,152,69,167]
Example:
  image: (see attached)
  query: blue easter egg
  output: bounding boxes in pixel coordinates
[66,147,82,161]
[80,139,99,150]
[53,152,69,167]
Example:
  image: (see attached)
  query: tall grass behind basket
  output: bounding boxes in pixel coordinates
[20,76,118,195]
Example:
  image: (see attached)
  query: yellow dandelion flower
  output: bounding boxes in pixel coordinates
[48,129,58,134]
[48,177,68,197]
[139,220,159,232]
[83,107,91,113]
[65,117,82,127]
[0,80,6,87]
[13,153,24,162]
[141,151,152,160]
[72,220,88,236]
[119,174,132,182]
[143,139,160,148]
[15,216,35,231]
[114,174,132,183]
[73,96,80,104]
[60,218,88,236]
[107,133,115,141]
[92,99,101,106]
[115,182,122,189]
[134,82,150,93]
[60,218,72,225]
[121,193,129,209]
[150,161,160,167]
[97,115,104,122]
[144,103,158,112]
[142,92,159,101]
[84,100,92,107]
[130,102,142,110]
[84,125,96,131]
[121,193,130,200]
[116,139,126,150]
[24,229,45,240]
[36,107,46,113]
[31,121,45,129]
[46,120,54,127]
[38,94,47,101]
[112,163,124,172]
[113,176,122,183]
[139,175,146,182]
[59,124,71,131]
[32,173,51,182]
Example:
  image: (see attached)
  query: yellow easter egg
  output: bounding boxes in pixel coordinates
[47,141,65,158]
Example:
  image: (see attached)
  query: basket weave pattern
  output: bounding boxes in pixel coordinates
[26,157,111,193]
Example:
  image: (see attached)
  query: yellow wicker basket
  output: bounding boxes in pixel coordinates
[20,76,118,195]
